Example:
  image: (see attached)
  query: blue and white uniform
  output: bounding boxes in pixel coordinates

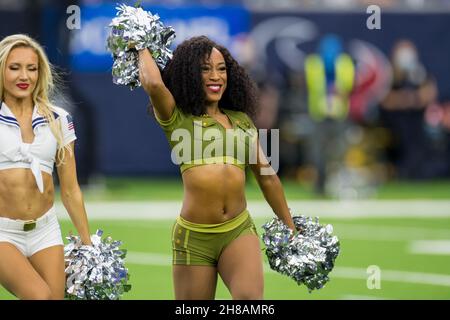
[0,101,76,192]
[0,101,76,257]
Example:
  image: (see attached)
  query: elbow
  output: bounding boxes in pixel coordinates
[141,76,165,94]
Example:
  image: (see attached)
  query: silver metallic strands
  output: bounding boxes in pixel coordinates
[262,215,340,292]
[107,4,176,89]
[64,229,131,300]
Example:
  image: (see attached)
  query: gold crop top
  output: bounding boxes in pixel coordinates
[155,107,258,173]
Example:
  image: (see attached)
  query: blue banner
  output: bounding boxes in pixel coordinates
[69,4,250,72]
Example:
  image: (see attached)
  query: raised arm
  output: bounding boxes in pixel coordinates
[138,49,176,120]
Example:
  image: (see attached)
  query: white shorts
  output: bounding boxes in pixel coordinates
[0,206,63,257]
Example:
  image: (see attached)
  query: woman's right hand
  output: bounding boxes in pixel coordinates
[127,41,136,50]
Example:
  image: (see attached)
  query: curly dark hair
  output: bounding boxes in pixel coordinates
[161,36,258,118]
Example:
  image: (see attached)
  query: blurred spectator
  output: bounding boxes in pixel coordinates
[422,99,450,177]
[442,102,450,176]
[277,71,309,178]
[249,78,280,185]
[305,34,354,122]
[303,34,355,195]
[380,39,439,179]
[442,101,450,132]
[254,80,280,130]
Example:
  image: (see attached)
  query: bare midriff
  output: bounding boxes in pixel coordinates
[0,168,54,220]
[180,163,247,224]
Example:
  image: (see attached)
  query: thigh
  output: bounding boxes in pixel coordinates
[218,234,264,300]
[173,265,218,300]
[29,245,65,300]
[0,242,51,300]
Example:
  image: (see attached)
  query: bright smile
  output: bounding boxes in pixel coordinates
[206,84,222,93]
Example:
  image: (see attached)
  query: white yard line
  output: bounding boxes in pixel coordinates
[331,224,450,241]
[126,252,450,287]
[54,200,450,220]
[126,251,170,266]
[331,267,450,287]
[409,240,450,255]
[54,201,450,242]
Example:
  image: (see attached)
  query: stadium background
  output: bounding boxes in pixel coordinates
[0,0,449,300]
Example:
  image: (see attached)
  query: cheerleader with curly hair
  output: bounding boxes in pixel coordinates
[138,36,295,300]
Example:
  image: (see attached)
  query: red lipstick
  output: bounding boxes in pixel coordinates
[17,83,29,90]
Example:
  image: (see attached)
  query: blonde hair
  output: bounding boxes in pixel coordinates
[0,34,71,165]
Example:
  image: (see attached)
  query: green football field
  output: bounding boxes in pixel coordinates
[1,178,450,300]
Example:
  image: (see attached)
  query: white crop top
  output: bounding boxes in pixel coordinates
[0,101,76,193]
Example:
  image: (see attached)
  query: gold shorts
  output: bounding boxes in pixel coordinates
[171,209,257,266]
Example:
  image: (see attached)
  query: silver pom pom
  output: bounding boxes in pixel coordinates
[262,215,340,292]
[106,4,176,89]
[64,229,131,300]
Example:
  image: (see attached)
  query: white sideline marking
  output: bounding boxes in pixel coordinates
[332,224,450,241]
[54,200,450,220]
[331,267,450,287]
[126,252,170,266]
[409,240,450,255]
[125,252,450,287]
